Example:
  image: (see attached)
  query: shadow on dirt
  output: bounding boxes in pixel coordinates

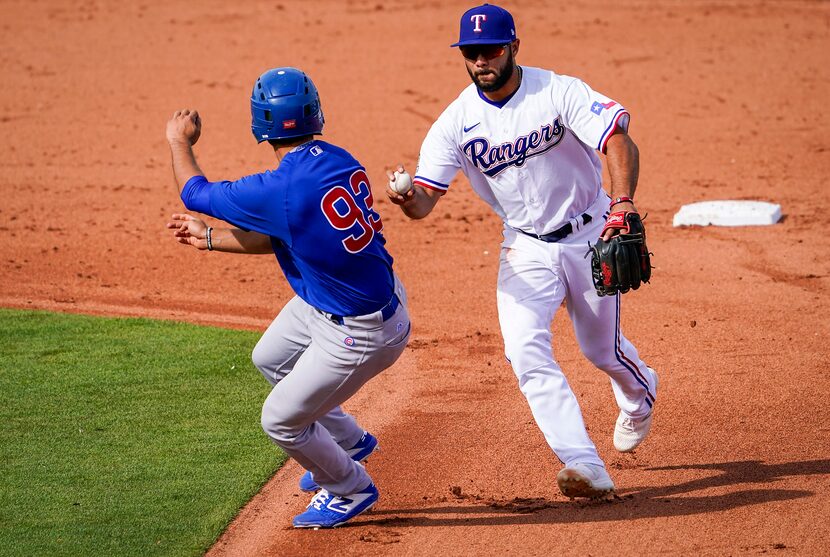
[361,459,829,526]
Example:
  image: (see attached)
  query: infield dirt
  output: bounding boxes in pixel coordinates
[2,1,829,555]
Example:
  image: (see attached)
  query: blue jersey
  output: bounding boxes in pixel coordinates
[181,140,395,316]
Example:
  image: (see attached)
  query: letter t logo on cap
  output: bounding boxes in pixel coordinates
[471,14,487,32]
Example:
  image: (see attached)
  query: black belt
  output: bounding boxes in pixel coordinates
[323,294,400,326]
[516,213,592,243]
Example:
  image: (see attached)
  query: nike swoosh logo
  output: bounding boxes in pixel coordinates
[463,122,481,133]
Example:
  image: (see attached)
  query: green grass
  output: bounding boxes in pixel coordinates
[0,309,285,557]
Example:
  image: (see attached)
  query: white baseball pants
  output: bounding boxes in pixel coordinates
[497,201,655,467]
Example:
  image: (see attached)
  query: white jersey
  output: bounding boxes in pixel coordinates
[414,66,630,235]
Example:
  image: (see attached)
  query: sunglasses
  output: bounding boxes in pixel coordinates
[459,43,509,61]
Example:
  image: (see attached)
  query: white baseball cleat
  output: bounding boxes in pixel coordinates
[614,367,658,452]
[556,463,615,499]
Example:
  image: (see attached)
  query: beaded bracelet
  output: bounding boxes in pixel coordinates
[206,227,213,251]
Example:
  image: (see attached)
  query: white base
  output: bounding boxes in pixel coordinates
[673,200,782,227]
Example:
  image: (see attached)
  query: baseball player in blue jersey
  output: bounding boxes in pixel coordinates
[387,4,657,499]
[165,67,410,528]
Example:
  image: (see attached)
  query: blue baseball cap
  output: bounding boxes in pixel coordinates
[450,3,517,47]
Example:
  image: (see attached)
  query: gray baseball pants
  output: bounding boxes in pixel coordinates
[252,276,410,496]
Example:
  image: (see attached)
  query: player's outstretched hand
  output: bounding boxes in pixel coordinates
[167,213,209,250]
[385,164,416,206]
[166,109,202,146]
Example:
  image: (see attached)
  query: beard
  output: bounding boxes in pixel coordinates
[467,49,516,92]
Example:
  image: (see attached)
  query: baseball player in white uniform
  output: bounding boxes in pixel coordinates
[386,3,657,499]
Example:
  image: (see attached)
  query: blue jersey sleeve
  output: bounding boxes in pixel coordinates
[180,141,396,317]
[180,172,291,241]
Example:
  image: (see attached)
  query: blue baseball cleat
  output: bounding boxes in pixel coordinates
[292,483,379,529]
[299,431,379,492]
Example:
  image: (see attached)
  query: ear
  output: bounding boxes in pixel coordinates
[512,39,520,57]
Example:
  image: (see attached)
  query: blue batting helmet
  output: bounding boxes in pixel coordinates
[250,67,324,143]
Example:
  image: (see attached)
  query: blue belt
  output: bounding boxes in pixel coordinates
[324,294,400,326]
[517,213,592,243]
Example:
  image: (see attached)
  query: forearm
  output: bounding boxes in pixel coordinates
[169,140,205,193]
[604,132,640,202]
[209,228,273,254]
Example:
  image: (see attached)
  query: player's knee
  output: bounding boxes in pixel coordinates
[512,364,539,389]
[260,400,306,442]
[505,351,532,377]
[503,339,552,375]
[512,363,569,398]
[251,342,286,386]
[251,339,271,373]
[580,345,618,372]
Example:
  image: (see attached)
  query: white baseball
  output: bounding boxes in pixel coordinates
[390,170,413,195]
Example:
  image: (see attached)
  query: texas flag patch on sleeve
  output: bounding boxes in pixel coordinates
[591,100,617,115]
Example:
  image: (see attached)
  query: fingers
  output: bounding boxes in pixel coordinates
[386,163,407,180]
[384,187,403,204]
[385,185,415,205]
[169,109,197,120]
[170,213,195,221]
[167,214,206,240]
[166,214,193,229]
[385,163,411,205]
[177,236,205,249]
[601,228,621,241]
[385,167,400,202]
[169,224,190,237]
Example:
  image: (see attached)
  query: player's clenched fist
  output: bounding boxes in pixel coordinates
[166,109,201,146]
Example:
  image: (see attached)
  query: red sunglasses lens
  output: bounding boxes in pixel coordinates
[460,44,506,60]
